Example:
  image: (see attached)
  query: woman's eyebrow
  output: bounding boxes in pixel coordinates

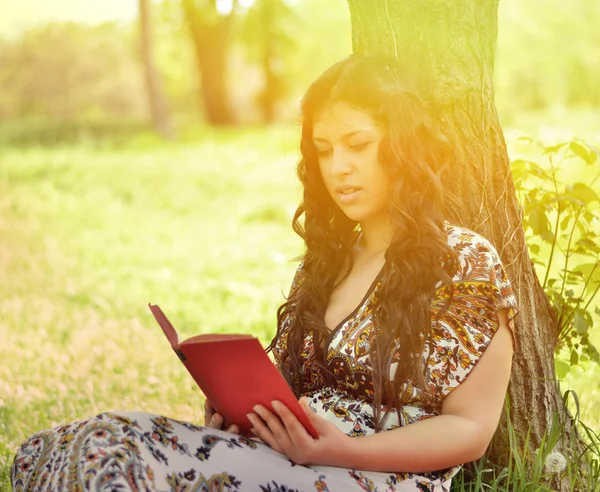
[312,130,372,143]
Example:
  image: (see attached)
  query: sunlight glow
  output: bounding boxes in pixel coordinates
[216,0,235,16]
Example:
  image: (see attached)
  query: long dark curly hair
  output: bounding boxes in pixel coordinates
[267,54,459,431]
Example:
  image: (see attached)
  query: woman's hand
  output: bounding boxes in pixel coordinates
[247,397,352,466]
[203,399,239,434]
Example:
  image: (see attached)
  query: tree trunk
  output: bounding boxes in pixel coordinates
[138,0,174,139]
[245,0,293,123]
[347,0,572,474]
[182,0,236,126]
[260,0,277,123]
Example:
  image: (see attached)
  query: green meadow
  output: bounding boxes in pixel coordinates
[1,120,599,490]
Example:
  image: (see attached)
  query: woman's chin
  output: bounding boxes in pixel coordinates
[338,208,364,223]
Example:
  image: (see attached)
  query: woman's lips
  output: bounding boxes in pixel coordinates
[335,185,362,204]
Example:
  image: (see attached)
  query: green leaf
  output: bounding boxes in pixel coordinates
[541,230,555,243]
[573,262,600,295]
[570,349,579,366]
[569,140,598,164]
[583,211,599,225]
[560,215,572,232]
[555,359,570,378]
[510,159,529,174]
[570,183,599,204]
[589,345,600,363]
[527,188,540,201]
[543,141,569,155]
[530,163,552,180]
[529,207,550,235]
[529,243,540,256]
[513,159,552,181]
[574,310,591,335]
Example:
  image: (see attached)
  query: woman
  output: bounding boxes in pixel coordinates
[11,54,517,492]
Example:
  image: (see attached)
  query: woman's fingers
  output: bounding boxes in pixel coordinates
[247,411,283,453]
[204,399,319,446]
[208,412,223,429]
[205,410,239,434]
[272,400,312,445]
[253,405,289,440]
[204,400,215,423]
[299,397,310,415]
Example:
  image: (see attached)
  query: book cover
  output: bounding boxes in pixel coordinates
[148,303,319,439]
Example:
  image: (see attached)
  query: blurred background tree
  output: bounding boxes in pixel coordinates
[240,0,298,123]
[495,0,600,118]
[0,22,144,123]
[182,0,238,125]
[0,0,598,138]
[139,0,174,138]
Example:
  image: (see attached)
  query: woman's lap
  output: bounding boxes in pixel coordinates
[11,411,451,491]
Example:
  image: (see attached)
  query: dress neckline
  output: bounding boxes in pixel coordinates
[323,262,386,347]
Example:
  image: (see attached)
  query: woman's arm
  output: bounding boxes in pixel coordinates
[249,310,513,472]
[340,310,513,472]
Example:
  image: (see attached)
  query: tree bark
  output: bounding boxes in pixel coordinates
[346,0,571,473]
[138,0,174,139]
[182,0,236,126]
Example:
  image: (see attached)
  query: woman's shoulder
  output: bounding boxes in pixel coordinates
[444,222,497,251]
[425,223,518,398]
[443,222,505,282]
[436,221,518,337]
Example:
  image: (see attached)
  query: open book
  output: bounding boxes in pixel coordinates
[148,303,319,439]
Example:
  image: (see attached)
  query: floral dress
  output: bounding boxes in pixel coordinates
[11,225,518,492]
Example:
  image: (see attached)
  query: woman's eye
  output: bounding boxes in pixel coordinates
[316,148,332,157]
[349,142,370,151]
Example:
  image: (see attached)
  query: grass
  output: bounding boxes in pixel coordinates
[454,395,600,491]
[0,120,599,491]
[0,125,306,489]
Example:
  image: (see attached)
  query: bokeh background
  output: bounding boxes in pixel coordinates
[1,0,599,488]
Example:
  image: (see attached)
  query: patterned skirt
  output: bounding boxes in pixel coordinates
[11,411,453,491]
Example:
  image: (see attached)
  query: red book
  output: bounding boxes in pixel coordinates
[148,303,319,439]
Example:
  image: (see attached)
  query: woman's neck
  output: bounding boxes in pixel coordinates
[357,215,393,255]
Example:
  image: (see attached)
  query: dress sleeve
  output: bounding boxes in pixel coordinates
[426,232,518,400]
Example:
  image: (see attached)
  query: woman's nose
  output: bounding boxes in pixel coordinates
[331,148,353,176]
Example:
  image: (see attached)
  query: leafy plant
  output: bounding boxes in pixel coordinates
[511,137,600,376]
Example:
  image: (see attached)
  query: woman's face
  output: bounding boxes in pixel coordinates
[313,102,391,226]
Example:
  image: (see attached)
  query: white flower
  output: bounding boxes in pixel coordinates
[544,451,567,474]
